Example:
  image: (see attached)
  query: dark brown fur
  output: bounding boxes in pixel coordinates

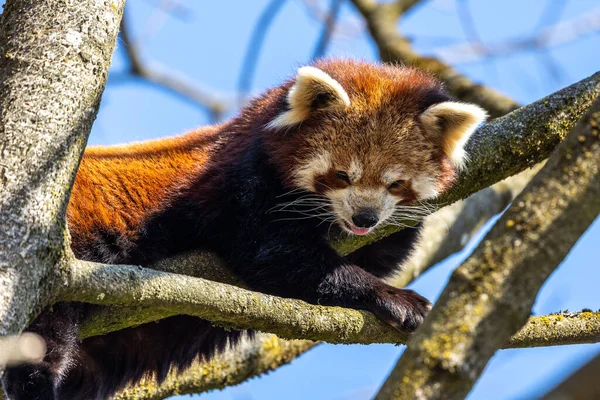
[3,59,484,400]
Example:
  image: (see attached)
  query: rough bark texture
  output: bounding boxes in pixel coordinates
[63,259,412,345]
[62,259,600,349]
[0,0,125,340]
[105,314,599,399]
[507,311,600,349]
[114,335,316,400]
[375,98,600,400]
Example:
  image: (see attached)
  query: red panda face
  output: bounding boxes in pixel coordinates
[263,60,487,235]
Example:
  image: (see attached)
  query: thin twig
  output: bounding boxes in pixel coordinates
[311,0,344,60]
[236,0,288,106]
[118,11,231,122]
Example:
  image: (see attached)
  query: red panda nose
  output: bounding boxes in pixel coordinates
[352,208,379,228]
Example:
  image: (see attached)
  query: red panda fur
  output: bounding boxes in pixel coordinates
[3,59,486,400]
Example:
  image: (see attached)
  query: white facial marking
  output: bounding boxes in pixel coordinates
[294,151,332,191]
[412,175,439,200]
[383,167,406,186]
[348,158,363,182]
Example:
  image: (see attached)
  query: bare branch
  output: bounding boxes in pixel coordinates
[114,335,316,400]
[541,352,600,400]
[0,0,125,337]
[375,97,600,400]
[350,0,519,118]
[236,0,288,106]
[508,311,600,349]
[311,0,344,60]
[436,6,600,65]
[118,12,230,122]
[299,0,363,37]
[63,258,411,345]
[61,259,600,350]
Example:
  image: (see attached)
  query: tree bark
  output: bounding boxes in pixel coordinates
[114,335,316,400]
[375,98,600,400]
[0,0,125,340]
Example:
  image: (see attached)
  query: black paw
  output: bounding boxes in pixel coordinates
[367,285,431,332]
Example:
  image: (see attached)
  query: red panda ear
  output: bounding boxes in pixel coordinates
[420,101,488,169]
[266,66,350,130]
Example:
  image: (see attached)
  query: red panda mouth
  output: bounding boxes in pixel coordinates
[343,221,373,236]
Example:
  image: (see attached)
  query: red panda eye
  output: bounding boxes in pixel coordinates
[336,171,351,184]
[388,180,406,189]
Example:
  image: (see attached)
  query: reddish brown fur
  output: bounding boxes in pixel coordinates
[67,128,222,258]
[68,59,456,257]
[3,59,470,400]
[260,59,455,200]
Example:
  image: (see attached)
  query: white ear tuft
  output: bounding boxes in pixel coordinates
[420,101,488,169]
[266,66,350,131]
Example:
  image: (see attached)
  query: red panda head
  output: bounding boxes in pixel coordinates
[260,59,487,236]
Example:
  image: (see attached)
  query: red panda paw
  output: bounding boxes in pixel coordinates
[367,286,431,333]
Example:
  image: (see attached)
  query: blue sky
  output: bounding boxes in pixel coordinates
[86,1,600,399]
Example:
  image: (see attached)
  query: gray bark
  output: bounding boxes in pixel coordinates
[0,0,125,338]
[375,97,600,400]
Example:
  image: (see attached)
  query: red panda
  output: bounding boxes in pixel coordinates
[2,59,486,400]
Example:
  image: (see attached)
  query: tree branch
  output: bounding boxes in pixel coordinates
[350,0,519,118]
[61,259,600,349]
[114,335,316,400]
[0,0,125,339]
[112,311,600,400]
[375,97,600,400]
[437,6,600,65]
[73,69,600,341]
[311,0,344,60]
[236,0,287,106]
[541,352,600,400]
[118,11,230,122]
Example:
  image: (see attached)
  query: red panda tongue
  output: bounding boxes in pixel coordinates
[350,225,371,236]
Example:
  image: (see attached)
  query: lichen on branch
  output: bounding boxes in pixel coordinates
[375,97,600,400]
[70,69,600,343]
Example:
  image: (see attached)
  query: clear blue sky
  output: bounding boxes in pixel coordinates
[86,1,600,399]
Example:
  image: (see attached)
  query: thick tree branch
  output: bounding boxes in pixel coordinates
[114,335,316,400]
[350,0,519,118]
[63,259,411,345]
[115,310,599,400]
[61,259,600,349]
[0,0,125,340]
[73,70,600,341]
[375,97,600,400]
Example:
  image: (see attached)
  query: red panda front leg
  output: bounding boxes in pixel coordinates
[317,263,431,332]
[221,229,431,333]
